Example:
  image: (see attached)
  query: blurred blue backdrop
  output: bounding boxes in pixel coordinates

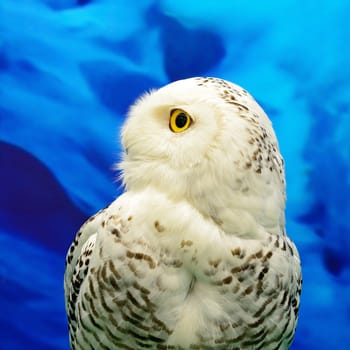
[1,0,349,349]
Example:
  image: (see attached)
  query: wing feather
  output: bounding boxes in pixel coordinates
[64,207,108,344]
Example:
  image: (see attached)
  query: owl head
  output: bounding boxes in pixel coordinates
[119,77,286,236]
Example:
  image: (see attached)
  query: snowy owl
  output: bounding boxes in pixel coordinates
[64,77,302,350]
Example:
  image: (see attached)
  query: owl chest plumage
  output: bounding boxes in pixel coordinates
[65,189,301,350]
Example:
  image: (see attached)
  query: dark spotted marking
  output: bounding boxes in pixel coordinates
[84,292,101,319]
[108,260,121,280]
[231,247,245,258]
[110,228,121,237]
[215,329,247,344]
[260,317,291,349]
[255,250,263,259]
[127,250,156,269]
[263,251,273,261]
[154,221,165,233]
[256,280,264,297]
[231,266,242,274]
[87,216,95,223]
[211,215,224,225]
[281,240,287,251]
[253,295,275,318]
[209,259,221,268]
[215,275,233,286]
[219,321,230,332]
[98,287,114,313]
[81,309,103,330]
[126,290,149,312]
[132,281,151,295]
[280,290,288,305]
[241,328,268,346]
[88,276,97,299]
[231,248,266,275]
[103,326,126,347]
[247,315,266,329]
[150,314,173,335]
[121,326,149,342]
[140,292,156,312]
[108,274,120,291]
[227,101,250,112]
[243,285,254,295]
[180,240,193,248]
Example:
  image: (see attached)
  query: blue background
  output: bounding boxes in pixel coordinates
[1,0,349,349]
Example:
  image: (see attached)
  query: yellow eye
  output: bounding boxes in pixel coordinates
[169,109,192,133]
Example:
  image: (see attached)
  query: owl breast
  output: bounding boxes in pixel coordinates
[68,188,300,350]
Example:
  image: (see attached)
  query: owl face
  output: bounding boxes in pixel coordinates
[121,80,221,169]
[120,77,285,233]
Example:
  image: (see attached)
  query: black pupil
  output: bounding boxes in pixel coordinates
[175,113,188,128]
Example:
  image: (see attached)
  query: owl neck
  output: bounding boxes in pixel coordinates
[121,159,285,237]
[189,184,285,238]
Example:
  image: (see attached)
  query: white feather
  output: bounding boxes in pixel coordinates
[65,77,301,350]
